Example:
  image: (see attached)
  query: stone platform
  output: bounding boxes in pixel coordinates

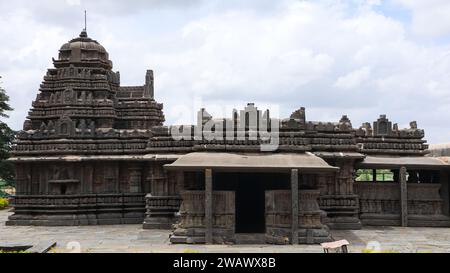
[2,210,450,253]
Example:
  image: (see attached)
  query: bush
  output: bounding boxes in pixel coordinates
[0,198,8,209]
[0,189,9,198]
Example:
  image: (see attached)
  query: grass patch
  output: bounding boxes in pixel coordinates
[183,249,200,253]
[0,198,8,210]
[362,249,398,253]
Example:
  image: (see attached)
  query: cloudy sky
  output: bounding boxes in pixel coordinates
[1,0,450,143]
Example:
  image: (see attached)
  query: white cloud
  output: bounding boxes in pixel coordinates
[66,0,81,6]
[366,0,381,5]
[395,0,450,38]
[335,67,371,89]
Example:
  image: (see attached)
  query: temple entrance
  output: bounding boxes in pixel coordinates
[167,152,339,245]
[214,172,290,234]
[235,176,266,233]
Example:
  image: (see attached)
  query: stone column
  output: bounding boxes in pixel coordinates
[129,167,142,193]
[324,159,361,230]
[400,166,408,227]
[440,170,450,216]
[291,169,299,245]
[205,169,213,244]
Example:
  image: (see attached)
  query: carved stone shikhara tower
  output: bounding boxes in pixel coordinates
[7,30,450,245]
[8,30,172,225]
[26,29,164,135]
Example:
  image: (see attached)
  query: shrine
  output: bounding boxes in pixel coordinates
[7,30,450,245]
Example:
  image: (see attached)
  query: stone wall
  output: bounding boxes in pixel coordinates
[265,190,331,245]
[171,189,331,245]
[8,160,179,226]
[7,193,146,226]
[171,191,235,244]
[355,182,450,227]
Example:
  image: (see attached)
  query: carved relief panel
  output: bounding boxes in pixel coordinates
[373,115,392,136]
[47,163,80,195]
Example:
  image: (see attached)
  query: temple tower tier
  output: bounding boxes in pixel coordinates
[8,30,166,226]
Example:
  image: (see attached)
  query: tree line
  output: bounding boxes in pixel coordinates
[0,76,15,188]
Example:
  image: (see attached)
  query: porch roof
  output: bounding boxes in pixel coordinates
[164,152,338,173]
[357,156,449,169]
[313,152,365,159]
[8,154,180,162]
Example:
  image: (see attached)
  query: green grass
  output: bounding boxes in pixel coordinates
[0,250,30,254]
[183,249,200,253]
[356,169,394,182]
[362,249,398,253]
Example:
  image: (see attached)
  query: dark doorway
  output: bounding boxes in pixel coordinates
[235,176,266,233]
[214,172,290,234]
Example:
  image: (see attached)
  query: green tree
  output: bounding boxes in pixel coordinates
[0,76,15,186]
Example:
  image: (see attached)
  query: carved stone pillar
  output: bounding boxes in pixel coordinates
[143,194,182,229]
[298,190,332,244]
[400,166,408,227]
[205,169,213,245]
[265,188,332,245]
[143,165,183,230]
[319,158,362,230]
[170,190,235,244]
[291,169,299,245]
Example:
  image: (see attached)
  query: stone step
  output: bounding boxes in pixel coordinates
[235,234,266,244]
[28,241,57,253]
[0,241,56,253]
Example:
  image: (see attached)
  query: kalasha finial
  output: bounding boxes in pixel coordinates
[80,10,88,38]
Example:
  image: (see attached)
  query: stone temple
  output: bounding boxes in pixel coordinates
[7,30,450,245]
